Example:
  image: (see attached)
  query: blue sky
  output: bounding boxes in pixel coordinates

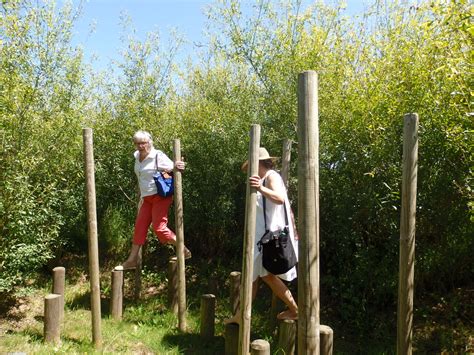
[71,0,212,70]
[70,0,368,71]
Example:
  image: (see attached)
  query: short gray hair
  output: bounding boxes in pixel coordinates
[133,130,153,147]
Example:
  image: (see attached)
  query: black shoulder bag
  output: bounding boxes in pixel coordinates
[257,179,297,275]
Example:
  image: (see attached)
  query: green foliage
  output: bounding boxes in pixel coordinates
[0,0,87,292]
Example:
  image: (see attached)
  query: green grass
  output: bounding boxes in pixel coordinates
[0,264,230,354]
[1,257,472,354]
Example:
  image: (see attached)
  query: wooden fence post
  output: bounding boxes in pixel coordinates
[111,269,123,320]
[82,128,102,348]
[44,294,61,344]
[229,271,241,315]
[225,323,239,355]
[397,113,419,355]
[280,138,292,188]
[271,139,292,327]
[238,124,261,355]
[173,139,187,331]
[133,246,142,300]
[297,71,320,354]
[278,319,297,355]
[200,294,216,338]
[52,266,65,323]
[320,324,333,355]
[251,339,270,355]
[168,256,178,314]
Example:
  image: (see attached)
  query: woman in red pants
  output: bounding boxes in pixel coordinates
[121,130,191,269]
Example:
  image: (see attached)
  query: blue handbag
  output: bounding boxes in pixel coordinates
[153,154,174,197]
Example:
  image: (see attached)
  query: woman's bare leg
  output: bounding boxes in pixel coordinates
[167,239,192,259]
[121,243,141,269]
[261,274,298,320]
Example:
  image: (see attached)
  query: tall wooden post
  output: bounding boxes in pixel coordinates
[271,139,292,325]
[280,139,292,188]
[297,71,320,354]
[173,139,187,331]
[397,113,418,355]
[82,128,102,348]
[238,124,261,355]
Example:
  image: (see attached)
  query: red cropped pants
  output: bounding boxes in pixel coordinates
[133,194,176,245]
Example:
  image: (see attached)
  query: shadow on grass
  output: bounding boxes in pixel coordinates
[162,332,225,355]
[19,328,43,342]
[68,291,112,318]
[19,327,91,348]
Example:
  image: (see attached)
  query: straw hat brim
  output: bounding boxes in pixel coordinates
[241,156,279,172]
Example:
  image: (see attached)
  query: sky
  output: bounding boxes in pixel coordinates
[71,0,212,70]
[69,0,368,71]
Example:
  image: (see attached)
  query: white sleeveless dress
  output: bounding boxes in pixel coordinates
[253,170,298,282]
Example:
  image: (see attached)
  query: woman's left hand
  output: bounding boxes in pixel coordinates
[175,160,186,171]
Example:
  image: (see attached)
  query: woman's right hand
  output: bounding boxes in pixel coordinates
[175,160,185,171]
[249,175,262,191]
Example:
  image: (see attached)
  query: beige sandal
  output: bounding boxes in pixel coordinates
[277,310,298,321]
[119,260,138,270]
[184,248,192,260]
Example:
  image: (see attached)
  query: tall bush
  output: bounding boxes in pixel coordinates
[0,0,87,292]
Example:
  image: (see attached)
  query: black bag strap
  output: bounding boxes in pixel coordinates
[262,173,288,231]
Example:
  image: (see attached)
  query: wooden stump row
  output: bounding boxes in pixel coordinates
[44,265,330,352]
[224,319,333,355]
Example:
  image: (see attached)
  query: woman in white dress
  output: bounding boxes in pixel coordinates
[225,147,298,324]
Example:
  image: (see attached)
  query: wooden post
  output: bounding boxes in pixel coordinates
[397,113,419,355]
[251,339,270,355]
[280,138,292,189]
[173,139,187,331]
[229,271,241,315]
[297,71,320,354]
[200,294,216,338]
[168,256,178,314]
[133,246,142,300]
[82,128,102,348]
[238,124,261,355]
[111,269,123,320]
[271,139,292,326]
[225,323,239,355]
[278,319,297,355]
[44,294,61,344]
[320,324,333,355]
[52,266,65,322]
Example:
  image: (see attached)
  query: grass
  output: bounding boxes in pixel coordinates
[0,257,231,354]
[0,253,472,354]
